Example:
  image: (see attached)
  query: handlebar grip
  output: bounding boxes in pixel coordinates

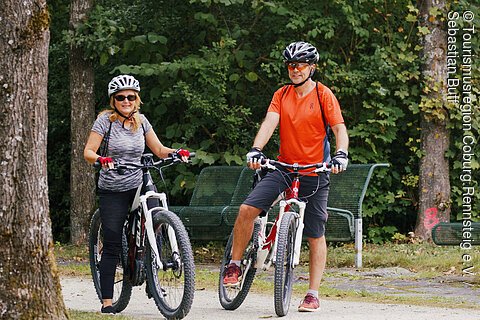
[93,161,101,170]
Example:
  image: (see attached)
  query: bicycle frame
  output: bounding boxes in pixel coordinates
[128,159,181,274]
[254,174,306,271]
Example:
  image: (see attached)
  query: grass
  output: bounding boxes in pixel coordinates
[57,241,480,319]
[68,310,133,319]
[330,242,480,280]
[55,243,90,277]
[191,240,480,278]
[55,240,480,279]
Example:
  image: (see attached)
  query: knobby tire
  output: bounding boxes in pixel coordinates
[145,210,195,320]
[274,211,297,317]
[88,209,132,313]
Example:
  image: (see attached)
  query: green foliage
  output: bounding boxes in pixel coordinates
[447,0,480,221]
[367,226,399,244]
[48,0,479,242]
[63,4,133,64]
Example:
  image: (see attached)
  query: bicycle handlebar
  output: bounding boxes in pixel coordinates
[259,158,331,174]
[93,152,196,172]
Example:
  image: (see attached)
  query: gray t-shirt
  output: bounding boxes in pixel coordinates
[92,112,152,192]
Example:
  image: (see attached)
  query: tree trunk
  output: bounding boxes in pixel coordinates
[415,0,450,240]
[69,0,96,245]
[0,2,68,318]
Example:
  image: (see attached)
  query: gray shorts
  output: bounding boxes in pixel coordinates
[243,168,330,238]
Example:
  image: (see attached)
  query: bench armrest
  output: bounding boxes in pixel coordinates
[325,207,355,241]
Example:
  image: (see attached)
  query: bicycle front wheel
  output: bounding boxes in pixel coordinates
[88,209,132,312]
[218,220,260,310]
[145,210,195,320]
[274,211,297,316]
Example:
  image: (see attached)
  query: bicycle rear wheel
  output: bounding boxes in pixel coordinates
[274,211,297,316]
[218,220,260,310]
[145,210,195,320]
[88,209,132,312]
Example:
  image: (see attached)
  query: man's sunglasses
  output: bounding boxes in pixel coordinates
[114,94,137,102]
[286,62,311,71]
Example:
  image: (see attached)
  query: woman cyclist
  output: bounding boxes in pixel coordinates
[83,75,190,314]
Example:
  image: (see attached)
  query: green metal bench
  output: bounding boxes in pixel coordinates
[432,222,480,246]
[169,166,244,241]
[175,163,389,268]
[326,164,389,268]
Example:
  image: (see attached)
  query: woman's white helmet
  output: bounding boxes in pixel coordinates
[108,75,140,97]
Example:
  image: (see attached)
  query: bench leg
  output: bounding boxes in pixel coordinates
[355,218,362,269]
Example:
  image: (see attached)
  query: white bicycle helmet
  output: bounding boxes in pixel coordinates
[282,41,319,64]
[108,75,140,97]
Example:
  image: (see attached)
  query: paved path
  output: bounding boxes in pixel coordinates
[62,277,480,320]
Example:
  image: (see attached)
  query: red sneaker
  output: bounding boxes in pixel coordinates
[298,293,320,312]
[223,263,242,287]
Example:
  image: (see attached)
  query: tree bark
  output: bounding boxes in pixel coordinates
[0,1,68,318]
[69,0,96,245]
[415,0,451,240]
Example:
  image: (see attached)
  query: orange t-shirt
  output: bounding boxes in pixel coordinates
[267,82,344,165]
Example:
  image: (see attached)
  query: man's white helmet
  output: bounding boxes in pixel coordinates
[108,75,140,97]
[282,41,319,64]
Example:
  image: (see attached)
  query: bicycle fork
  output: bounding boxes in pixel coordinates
[288,200,306,266]
[282,177,305,266]
[140,191,180,271]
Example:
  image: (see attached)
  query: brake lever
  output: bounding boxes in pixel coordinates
[261,159,277,171]
[314,163,331,174]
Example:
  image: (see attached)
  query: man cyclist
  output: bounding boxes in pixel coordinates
[223,41,349,312]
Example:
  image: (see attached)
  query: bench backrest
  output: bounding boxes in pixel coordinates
[222,167,255,226]
[432,222,480,245]
[328,164,388,218]
[223,164,388,214]
[230,167,255,206]
[189,166,244,206]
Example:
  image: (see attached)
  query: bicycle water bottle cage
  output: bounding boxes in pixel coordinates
[141,153,154,166]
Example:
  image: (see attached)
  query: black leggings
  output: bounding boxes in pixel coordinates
[98,188,137,300]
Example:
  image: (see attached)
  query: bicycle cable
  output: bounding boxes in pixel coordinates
[277,168,324,204]
[157,161,176,194]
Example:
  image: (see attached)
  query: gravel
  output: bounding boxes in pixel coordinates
[62,267,480,320]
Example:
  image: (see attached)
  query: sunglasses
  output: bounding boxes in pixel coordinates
[286,62,311,71]
[114,94,137,102]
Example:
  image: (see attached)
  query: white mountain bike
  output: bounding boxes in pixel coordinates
[89,153,195,319]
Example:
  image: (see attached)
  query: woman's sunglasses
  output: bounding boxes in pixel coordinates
[114,94,137,102]
[286,62,311,71]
